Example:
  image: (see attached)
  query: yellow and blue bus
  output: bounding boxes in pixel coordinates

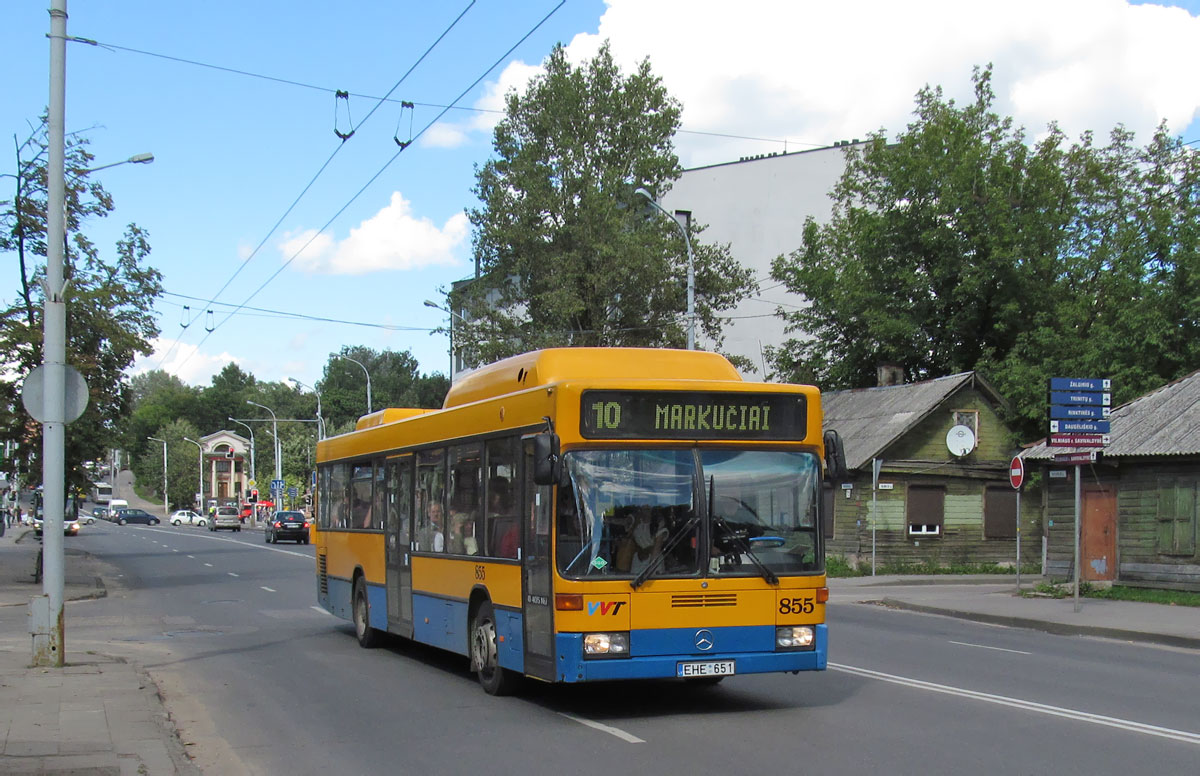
[313,348,845,694]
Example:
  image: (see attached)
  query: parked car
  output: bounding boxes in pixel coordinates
[170,509,207,527]
[113,508,160,526]
[265,511,310,544]
[209,505,241,532]
[91,506,109,522]
[34,515,81,536]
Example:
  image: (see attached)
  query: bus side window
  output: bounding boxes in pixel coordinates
[416,449,446,551]
[485,437,519,559]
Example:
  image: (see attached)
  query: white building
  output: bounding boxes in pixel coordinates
[660,142,859,377]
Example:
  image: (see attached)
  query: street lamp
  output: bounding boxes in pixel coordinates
[181,437,203,511]
[424,300,468,379]
[227,417,256,485]
[246,400,282,486]
[288,378,325,439]
[78,152,154,176]
[333,354,372,415]
[634,187,695,350]
[147,437,168,520]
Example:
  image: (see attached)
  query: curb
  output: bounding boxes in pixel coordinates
[873,597,1200,651]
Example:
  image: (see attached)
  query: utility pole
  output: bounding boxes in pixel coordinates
[33,0,69,668]
[148,437,168,520]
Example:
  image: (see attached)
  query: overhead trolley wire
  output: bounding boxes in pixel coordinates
[137,1,479,371]
[167,0,567,376]
[68,34,827,153]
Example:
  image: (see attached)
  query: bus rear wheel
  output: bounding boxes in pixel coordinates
[353,577,379,648]
[470,600,519,696]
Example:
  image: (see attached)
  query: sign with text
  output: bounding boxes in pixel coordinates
[1053,451,1101,464]
[580,390,807,440]
[1049,378,1111,392]
[1050,420,1111,434]
[1049,405,1111,420]
[1048,433,1109,447]
[1048,391,1111,406]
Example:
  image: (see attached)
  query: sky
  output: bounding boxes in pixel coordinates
[3,0,1199,395]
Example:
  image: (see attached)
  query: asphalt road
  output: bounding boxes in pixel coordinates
[8,517,1199,775]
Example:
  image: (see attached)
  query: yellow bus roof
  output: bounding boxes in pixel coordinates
[442,348,742,409]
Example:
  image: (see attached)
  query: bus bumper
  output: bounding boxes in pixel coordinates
[554,623,827,683]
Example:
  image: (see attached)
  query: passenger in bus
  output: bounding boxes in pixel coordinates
[489,478,519,559]
[419,500,445,552]
[613,507,667,574]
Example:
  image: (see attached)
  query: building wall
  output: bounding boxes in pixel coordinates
[1042,458,1200,590]
[660,146,852,375]
[825,388,1036,569]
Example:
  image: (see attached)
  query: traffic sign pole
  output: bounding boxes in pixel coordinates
[1010,456,1024,589]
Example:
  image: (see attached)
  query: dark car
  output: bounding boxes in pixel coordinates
[114,508,160,526]
[265,511,309,544]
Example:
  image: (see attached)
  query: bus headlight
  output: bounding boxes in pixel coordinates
[582,632,630,658]
[776,626,815,650]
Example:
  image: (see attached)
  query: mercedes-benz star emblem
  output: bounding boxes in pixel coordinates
[695,629,714,651]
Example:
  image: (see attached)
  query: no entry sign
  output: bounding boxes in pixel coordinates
[1009,456,1025,490]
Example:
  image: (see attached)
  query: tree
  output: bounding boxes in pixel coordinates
[768,66,1200,436]
[453,41,754,367]
[134,418,201,511]
[317,346,448,434]
[0,119,162,491]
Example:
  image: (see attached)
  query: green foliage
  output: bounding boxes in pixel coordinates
[825,553,1039,577]
[455,41,754,366]
[769,65,1200,437]
[1028,582,1200,606]
[0,120,162,492]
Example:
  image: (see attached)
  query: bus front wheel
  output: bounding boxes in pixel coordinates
[470,600,519,696]
[353,577,379,648]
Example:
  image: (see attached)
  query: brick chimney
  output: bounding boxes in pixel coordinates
[877,363,905,387]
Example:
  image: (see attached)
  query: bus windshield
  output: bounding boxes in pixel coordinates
[556,448,822,581]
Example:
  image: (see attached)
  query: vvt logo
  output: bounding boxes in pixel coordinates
[587,601,626,616]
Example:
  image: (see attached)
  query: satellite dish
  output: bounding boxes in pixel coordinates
[946,424,976,457]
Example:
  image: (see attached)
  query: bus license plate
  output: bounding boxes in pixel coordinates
[677,660,735,678]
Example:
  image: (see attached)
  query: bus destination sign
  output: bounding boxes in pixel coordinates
[580,390,807,441]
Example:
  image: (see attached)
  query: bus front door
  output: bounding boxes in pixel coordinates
[521,442,555,681]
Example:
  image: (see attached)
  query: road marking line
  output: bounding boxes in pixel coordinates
[172,549,180,553]
[557,712,644,744]
[261,586,276,593]
[228,572,239,577]
[204,563,213,567]
[187,555,195,559]
[948,640,1031,655]
[135,525,312,559]
[830,663,1200,745]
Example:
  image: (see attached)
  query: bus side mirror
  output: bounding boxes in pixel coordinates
[824,430,848,483]
[533,432,561,486]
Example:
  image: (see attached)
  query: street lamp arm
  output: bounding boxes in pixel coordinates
[634,188,696,350]
[332,355,372,415]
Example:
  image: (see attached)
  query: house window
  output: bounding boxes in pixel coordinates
[907,485,944,537]
[984,487,1017,539]
[1156,478,1197,556]
[953,410,979,441]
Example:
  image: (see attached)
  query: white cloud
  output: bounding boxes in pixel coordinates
[465,0,1200,166]
[130,337,244,387]
[282,192,468,275]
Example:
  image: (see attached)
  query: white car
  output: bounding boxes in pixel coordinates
[170,509,207,526]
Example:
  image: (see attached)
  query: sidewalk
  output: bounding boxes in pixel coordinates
[0,523,198,775]
[829,573,1200,650]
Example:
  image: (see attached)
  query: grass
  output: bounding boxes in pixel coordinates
[824,555,1040,578]
[1026,581,1200,607]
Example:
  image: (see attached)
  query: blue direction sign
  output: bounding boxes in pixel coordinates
[1050,420,1111,434]
[1050,405,1111,420]
[1049,391,1111,406]
[1049,378,1111,392]
[271,478,285,493]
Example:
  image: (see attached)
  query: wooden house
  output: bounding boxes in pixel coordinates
[1022,369,1200,591]
[822,369,1035,569]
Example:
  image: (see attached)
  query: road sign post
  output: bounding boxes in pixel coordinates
[1048,377,1112,613]
[1010,455,1024,589]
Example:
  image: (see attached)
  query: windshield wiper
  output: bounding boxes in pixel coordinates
[630,513,700,589]
[713,515,779,586]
